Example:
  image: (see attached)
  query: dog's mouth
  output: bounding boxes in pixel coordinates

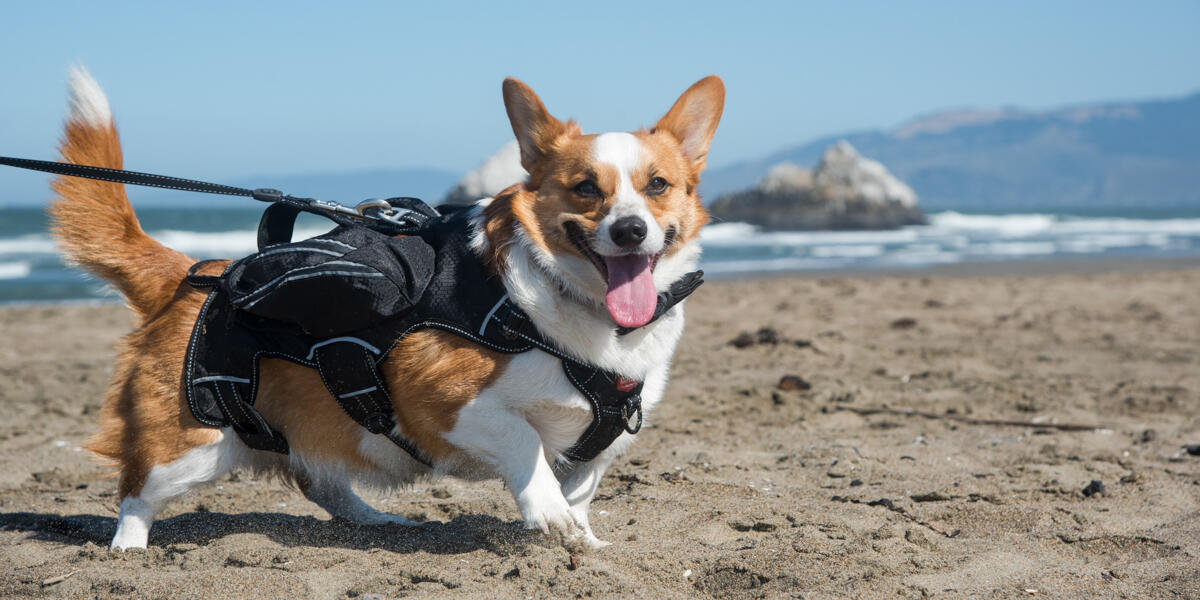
[564,222,676,329]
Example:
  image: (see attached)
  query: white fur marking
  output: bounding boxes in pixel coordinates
[591,133,666,255]
[67,65,112,128]
[111,431,241,550]
[110,497,154,551]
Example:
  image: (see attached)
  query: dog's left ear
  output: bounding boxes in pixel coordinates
[653,75,725,174]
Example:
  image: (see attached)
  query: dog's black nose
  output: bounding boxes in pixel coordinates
[610,216,648,248]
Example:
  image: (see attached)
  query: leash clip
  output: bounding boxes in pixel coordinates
[355,198,394,217]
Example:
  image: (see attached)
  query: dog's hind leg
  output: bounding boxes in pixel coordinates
[296,472,421,526]
[110,430,240,550]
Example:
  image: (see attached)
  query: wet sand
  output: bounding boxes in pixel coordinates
[1,263,1198,599]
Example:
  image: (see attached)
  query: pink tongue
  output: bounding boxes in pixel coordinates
[604,254,657,328]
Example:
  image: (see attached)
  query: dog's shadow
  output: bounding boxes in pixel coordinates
[0,510,541,556]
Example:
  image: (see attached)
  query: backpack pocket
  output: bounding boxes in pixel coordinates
[223,226,434,336]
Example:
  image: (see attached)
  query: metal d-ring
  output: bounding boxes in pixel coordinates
[621,397,643,434]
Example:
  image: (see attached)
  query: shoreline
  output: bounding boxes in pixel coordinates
[706,254,1200,280]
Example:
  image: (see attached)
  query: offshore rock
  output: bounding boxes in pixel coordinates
[709,141,925,230]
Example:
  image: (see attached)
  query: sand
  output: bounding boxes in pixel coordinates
[1,265,1198,599]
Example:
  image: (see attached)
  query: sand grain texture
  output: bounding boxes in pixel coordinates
[1,269,1198,599]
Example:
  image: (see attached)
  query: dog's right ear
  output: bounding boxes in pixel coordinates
[502,78,573,178]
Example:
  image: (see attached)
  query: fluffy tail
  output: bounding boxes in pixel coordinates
[49,66,193,320]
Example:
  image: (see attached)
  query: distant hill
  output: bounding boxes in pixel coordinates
[702,92,1200,212]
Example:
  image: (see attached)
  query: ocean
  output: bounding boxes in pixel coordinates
[3,205,1200,304]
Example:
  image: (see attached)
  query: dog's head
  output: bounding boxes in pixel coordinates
[482,76,724,329]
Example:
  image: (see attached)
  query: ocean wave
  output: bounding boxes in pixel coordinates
[150,226,335,257]
[0,235,57,255]
[0,261,33,280]
[927,211,1200,237]
[700,222,919,246]
[926,212,1058,236]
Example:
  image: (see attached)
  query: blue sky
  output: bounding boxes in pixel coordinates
[2,1,1198,189]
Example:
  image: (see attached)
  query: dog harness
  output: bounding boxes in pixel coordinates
[183,197,703,466]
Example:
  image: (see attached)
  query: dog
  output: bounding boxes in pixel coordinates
[50,66,723,551]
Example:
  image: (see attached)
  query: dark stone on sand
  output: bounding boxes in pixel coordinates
[730,332,756,348]
[729,327,783,348]
[890,317,918,330]
[777,375,812,392]
[755,328,781,344]
[1082,480,1106,497]
[1185,445,1200,456]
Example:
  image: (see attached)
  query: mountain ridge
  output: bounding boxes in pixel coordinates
[701,91,1200,211]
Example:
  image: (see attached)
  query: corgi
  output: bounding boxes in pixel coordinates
[50,66,723,551]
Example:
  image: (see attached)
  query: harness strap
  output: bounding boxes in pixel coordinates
[212,379,290,454]
[311,339,433,466]
[560,361,644,463]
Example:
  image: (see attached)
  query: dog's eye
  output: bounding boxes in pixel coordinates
[573,180,602,198]
[646,176,669,195]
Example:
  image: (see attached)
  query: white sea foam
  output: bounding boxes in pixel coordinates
[810,244,885,258]
[701,256,849,274]
[701,223,918,246]
[927,212,1057,236]
[0,261,33,279]
[149,226,333,257]
[0,235,57,255]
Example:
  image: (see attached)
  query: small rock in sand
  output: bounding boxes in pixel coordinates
[777,375,812,392]
[1081,480,1106,497]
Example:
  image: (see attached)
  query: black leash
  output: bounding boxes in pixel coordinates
[0,155,424,231]
[0,155,283,202]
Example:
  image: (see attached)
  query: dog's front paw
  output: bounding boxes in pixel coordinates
[564,531,613,553]
[517,491,579,537]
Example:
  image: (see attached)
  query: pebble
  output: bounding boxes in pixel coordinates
[1082,480,1106,497]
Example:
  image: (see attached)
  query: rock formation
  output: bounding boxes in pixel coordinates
[709,141,924,230]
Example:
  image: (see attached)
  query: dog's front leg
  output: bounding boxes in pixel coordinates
[445,393,583,539]
[557,456,615,549]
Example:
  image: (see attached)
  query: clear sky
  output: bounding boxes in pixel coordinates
[1,0,1198,185]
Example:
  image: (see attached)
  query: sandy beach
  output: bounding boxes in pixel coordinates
[1,263,1198,599]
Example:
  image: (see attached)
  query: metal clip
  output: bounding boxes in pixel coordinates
[355,198,394,218]
[621,397,643,434]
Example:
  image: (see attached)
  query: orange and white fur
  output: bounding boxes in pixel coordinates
[51,67,723,551]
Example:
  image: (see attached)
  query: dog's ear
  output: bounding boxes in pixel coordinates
[503,78,573,178]
[653,75,725,174]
